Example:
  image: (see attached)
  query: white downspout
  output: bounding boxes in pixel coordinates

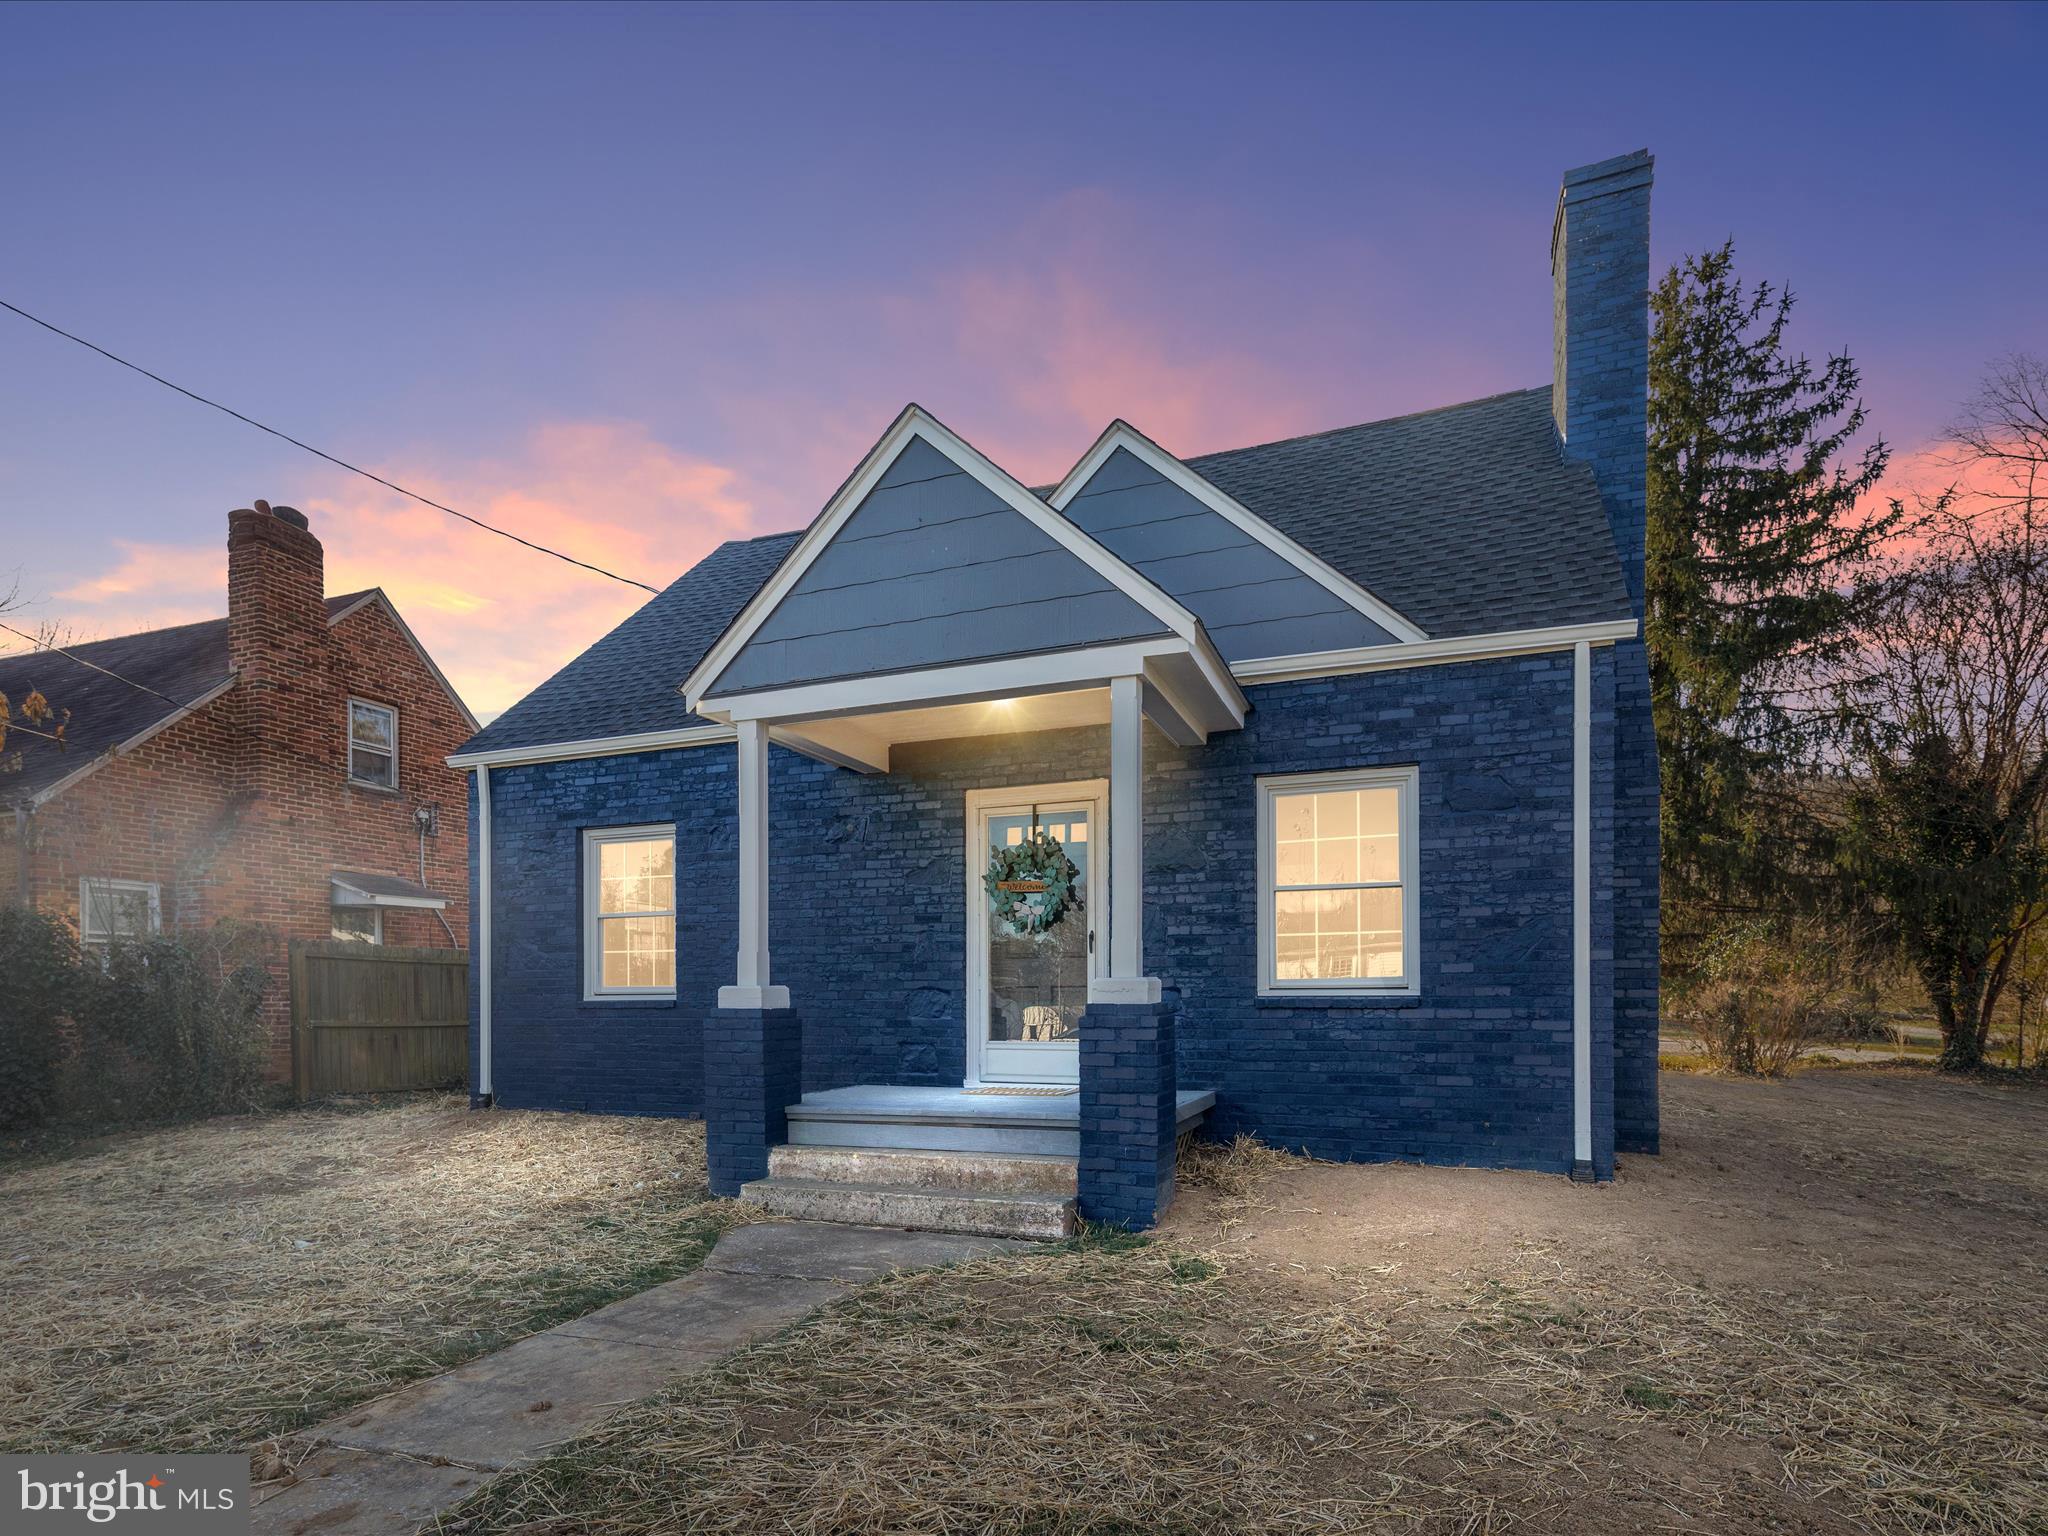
[1572,640,1593,1177]
[476,765,494,1104]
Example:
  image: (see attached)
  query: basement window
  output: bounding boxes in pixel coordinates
[348,699,398,789]
[79,878,161,949]
[330,905,383,944]
[583,824,677,999]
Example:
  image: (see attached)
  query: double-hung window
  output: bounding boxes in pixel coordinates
[1258,766,1419,995]
[583,824,677,998]
[348,699,398,789]
[79,878,161,950]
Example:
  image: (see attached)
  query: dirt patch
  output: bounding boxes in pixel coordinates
[0,1095,743,1455]
[439,1070,2045,1536]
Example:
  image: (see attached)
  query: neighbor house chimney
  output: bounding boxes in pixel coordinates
[227,500,326,749]
[1551,149,1652,613]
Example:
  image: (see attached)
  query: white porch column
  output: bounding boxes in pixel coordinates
[1092,673,1161,1004]
[719,717,789,1009]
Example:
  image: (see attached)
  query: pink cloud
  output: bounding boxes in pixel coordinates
[308,421,759,718]
[40,421,764,721]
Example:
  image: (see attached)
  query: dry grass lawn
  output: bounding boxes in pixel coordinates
[437,1068,2046,1536]
[0,1096,737,1456]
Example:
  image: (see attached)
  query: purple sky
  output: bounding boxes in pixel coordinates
[2,1,2041,715]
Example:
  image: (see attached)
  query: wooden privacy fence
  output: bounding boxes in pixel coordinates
[290,940,468,1099]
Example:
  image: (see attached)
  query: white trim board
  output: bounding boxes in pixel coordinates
[1049,420,1428,645]
[1232,619,1636,685]
[448,723,736,771]
[447,619,1637,774]
[683,404,1217,711]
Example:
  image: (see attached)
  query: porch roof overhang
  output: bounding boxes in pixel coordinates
[690,634,1246,775]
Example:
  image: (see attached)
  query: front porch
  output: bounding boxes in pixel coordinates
[732,1084,1218,1238]
[781,1083,1218,1157]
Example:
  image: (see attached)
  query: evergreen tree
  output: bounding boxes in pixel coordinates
[1646,242,1893,912]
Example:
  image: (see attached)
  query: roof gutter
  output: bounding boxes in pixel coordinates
[1231,618,1638,685]
[446,723,736,772]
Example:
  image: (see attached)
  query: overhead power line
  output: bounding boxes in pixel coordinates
[0,297,661,595]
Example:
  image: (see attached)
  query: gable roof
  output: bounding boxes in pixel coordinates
[456,385,1635,760]
[1183,387,1631,639]
[1048,425,1428,660]
[684,405,1202,708]
[2,593,371,807]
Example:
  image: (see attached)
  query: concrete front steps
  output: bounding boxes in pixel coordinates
[740,1144,1078,1240]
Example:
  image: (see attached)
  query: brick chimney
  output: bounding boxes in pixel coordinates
[1551,149,1653,614]
[227,500,325,745]
[1551,152,1662,1159]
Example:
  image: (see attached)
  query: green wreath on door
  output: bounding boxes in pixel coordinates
[983,827,1080,940]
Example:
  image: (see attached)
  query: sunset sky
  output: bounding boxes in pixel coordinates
[3,1,2042,719]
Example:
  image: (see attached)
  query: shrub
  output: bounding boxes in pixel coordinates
[1670,917,1878,1077]
[69,923,272,1124]
[0,907,81,1133]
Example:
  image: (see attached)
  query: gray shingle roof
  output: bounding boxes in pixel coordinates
[1184,387,1632,639]
[1,593,374,807]
[457,532,801,757]
[457,387,1635,757]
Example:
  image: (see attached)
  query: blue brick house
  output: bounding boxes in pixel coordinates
[451,152,1660,1232]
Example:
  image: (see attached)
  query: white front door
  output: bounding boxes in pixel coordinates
[965,780,1107,1085]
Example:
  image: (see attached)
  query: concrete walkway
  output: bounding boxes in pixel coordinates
[251,1222,1039,1536]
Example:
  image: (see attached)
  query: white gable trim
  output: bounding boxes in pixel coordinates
[683,405,1207,711]
[1048,420,1429,645]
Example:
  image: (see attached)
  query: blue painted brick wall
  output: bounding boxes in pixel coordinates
[478,648,1609,1175]
[704,1005,801,1195]
[1077,999,1177,1228]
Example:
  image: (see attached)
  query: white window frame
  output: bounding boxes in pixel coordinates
[1256,765,1420,997]
[347,697,399,790]
[331,905,384,944]
[78,877,162,948]
[582,823,678,1000]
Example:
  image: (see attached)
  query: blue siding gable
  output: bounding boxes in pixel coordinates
[1062,447,1396,661]
[709,436,1170,696]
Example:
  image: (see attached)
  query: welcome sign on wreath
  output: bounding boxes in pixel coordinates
[984,828,1080,940]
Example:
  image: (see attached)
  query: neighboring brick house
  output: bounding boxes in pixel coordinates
[454,152,1661,1234]
[1,502,476,1077]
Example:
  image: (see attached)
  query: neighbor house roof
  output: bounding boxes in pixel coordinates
[0,590,460,808]
[456,386,1633,759]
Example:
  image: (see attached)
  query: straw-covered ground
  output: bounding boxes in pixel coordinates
[438,1068,2046,1536]
[0,1095,739,1455]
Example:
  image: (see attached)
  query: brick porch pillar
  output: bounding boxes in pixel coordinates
[703,1004,801,1196]
[1077,997,1177,1229]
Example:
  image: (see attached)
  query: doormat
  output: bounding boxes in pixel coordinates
[963,1085,1078,1097]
